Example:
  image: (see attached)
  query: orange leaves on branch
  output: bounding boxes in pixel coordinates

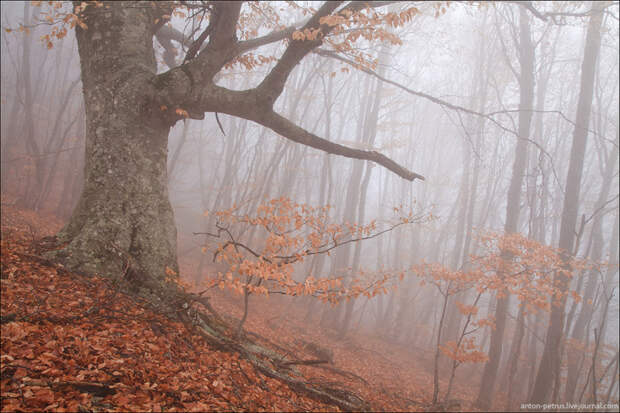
[244,2,284,33]
[223,3,419,77]
[413,261,477,296]
[175,108,189,118]
[440,338,488,364]
[292,28,323,42]
[202,197,430,304]
[455,301,478,316]
[4,1,90,50]
[473,316,496,330]
[416,231,594,319]
[1,215,337,412]
[473,231,593,310]
[310,5,422,74]
[224,53,278,71]
[384,8,421,27]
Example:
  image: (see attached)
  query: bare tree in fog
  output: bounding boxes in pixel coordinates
[1,2,83,215]
[476,4,535,408]
[530,1,606,403]
[1,1,618,411]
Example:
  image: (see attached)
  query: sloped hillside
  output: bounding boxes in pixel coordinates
[1,201,477,412]
[1,203,337,412]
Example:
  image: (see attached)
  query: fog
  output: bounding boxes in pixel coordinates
[1,1,618,410]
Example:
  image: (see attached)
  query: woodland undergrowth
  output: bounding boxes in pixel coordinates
[1,197,478,412]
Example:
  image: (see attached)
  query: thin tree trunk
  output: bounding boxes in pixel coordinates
[432,286,451,405]
[504,304,525,410]
[476,5,534,409]
[565,132,618,401]
[530,2,606,403]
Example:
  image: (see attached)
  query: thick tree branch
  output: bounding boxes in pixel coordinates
[184,10,216,64]
[156,1,401,100]
[204,2,242,50]
[172,2,242,77]
[256,1,343,105]
[153,1,424,182]
[156,24,188,46]
[154,79,424,181]
[235,25,297,55]
[255,0,392,105]
[155,27,180,69]
[156,24,301,70]
[249,109,424,182]
[155,0,404,70]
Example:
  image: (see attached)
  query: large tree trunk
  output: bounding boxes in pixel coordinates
[529,1,605,403]
[48,2,178,286]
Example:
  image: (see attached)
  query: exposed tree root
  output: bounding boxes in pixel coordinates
[189,303,371,411]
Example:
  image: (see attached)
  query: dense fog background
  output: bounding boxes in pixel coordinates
[1,1,618,408]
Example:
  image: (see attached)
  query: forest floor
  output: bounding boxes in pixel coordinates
[1,196,487,412]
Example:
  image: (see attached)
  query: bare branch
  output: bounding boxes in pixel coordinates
[507,1,618,23]
[314,49,512,129]
[313,48,614,190]
[251,109,424,181]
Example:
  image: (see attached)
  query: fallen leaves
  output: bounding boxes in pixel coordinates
[1,199,478,412]
[1,207,335,412]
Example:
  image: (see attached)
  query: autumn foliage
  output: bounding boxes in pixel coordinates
[412,230,595,404]
[1,201,474,412]
[11,1,432,75]
[199,197,430,306]
[1,204,340,412]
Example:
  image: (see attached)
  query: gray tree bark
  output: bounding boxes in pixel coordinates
[51,3,178,286]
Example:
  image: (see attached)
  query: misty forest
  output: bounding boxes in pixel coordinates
[1,1,619,412]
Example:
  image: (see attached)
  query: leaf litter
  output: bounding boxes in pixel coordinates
[1,200,480,412]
